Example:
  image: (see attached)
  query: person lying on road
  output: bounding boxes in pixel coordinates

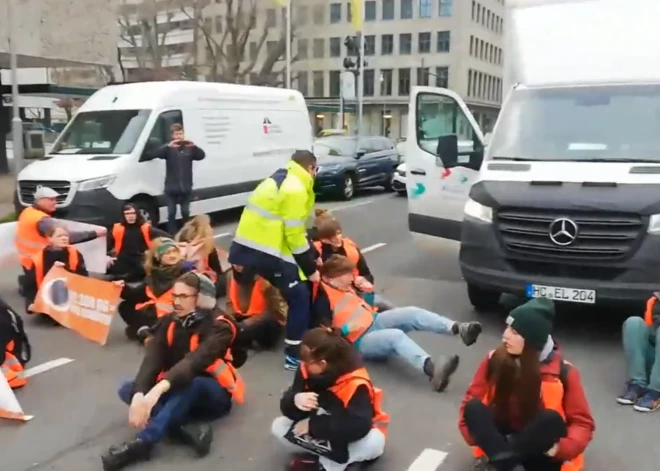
[459,298,595,471]
[271,327,388,471]
[618,292,660,412]
[312,255,482,392]
[102,272,245,471]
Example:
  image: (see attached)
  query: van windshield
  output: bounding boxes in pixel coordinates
[488,84,660,162]
[51,109,151,155]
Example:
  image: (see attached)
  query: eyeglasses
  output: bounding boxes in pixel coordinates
[172,293,197,300]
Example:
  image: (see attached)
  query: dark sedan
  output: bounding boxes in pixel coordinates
[312,136,398,200]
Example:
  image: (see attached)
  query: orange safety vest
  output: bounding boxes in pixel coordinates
[228,277,267,317]
[644,295,657,327]
[300,364,389,436]
[135,286,174,318]
[15,206,50,269]
[195,257,218,283]
[32,247,79,286]
[112,223,153,255]
[2,340,27,389]
[159,315,245,403]
[313,238,360,277]
[321,282,375,343]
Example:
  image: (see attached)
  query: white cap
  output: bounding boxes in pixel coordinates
[33,186,59,200]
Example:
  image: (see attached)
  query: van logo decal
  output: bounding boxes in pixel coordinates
[410,183,426,199]
[441,168,452,179]
[263,117,282,135]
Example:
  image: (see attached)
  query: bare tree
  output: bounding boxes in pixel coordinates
[54,98,82,122]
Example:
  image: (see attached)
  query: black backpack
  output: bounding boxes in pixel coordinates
[0,298,31,366]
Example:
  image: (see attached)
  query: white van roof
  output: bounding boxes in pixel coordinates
[80,81,306,111]
[507,0,660,88]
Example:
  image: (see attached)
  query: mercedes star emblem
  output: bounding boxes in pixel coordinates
[548,218,578,246]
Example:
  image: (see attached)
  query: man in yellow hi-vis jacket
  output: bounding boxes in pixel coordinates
[229,150,320,370]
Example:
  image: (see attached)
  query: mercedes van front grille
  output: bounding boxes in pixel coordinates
[18,180,70,205]
[495,208,644,261]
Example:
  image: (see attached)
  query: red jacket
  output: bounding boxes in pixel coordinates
[458,344,595,462]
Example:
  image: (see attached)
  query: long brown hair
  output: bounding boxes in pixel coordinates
[175,214,215,257]
[488,344,542,425]
[301,327,360,378]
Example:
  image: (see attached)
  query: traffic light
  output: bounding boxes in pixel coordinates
[343,35,367,75]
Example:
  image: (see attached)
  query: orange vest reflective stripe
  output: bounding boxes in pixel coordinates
[112,223,153,255]
[32,247,80,287]
[313,238,360,277]
[15,207,50,268]
[644,296,656,327]
[321,282,375,343]
[135,287,174,318]
[300,364,389,436]
[162,315,245,404]
[2,340,27,389]
[229,277,267,317]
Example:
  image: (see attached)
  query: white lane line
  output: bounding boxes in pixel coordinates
[23,358,75,378]
[361,242,387,253]
[406,448,448,471]
[213,232,232,239]
[331,195,393,212]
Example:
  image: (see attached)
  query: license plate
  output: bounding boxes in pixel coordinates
[525,284,596,304]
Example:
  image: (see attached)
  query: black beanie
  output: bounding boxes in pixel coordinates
[506,298,555,351]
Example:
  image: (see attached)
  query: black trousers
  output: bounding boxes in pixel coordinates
[107,257,145,283]
[236,312,283,350]
[463,399,567,471]
[118,301,157,335]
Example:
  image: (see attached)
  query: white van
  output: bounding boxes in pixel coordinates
[14,81,312,225]
[406,0,660,310]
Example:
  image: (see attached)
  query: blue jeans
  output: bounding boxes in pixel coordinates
[165,192,191,234]
[118,377,232,444]
[357,307,456,372]
[622,316,660,392]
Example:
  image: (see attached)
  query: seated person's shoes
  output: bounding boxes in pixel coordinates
[101,438,152,471]
[169,422,213,457]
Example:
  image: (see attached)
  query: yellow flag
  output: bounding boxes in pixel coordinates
[350,0,364,31]
[272,0,288,6]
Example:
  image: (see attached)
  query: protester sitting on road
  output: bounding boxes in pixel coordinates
[308,208,335,242]
[0,296,31,389]
[617,292,660,412]
[23,223,88,315]
[459,298,595,471]
[101,272,245,471]
[115,238,195,342]
[106,203,170,282]
[312,255,481,392]
[225,268,286,350]
[271,327,388,471]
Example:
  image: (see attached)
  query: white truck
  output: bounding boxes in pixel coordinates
[405,0,660,310]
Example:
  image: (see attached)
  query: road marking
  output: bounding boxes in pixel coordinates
[406,448,448,471]
[23,358,75,378]
[213,232,232,239]
[361,242,387,253]
[331,195,393,212]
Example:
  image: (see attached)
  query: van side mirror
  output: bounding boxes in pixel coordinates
[436,134,458,169]
[140,137,161,161]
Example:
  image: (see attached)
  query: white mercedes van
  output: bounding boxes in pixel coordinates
[14,81,312,225]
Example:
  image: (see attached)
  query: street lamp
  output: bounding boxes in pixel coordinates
[8,0,24,174]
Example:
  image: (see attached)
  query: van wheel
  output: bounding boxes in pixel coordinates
[340,174,356,200]
[131,198,159,225]
[383,173,394,192]
[467,283,501,312]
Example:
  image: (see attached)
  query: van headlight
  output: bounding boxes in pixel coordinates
[464,198,493,223]
[648,214,660,234]
[78,176,116,192]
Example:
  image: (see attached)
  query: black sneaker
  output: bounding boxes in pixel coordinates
[431,355,460,392]
[101,438,152,471]
[169,423,213,457]
[617,382,646,405]
[136,326,152,345]
[124,326,139,341]
[456,322,482,346]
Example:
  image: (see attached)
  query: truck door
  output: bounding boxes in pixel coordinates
[406,86,485,241]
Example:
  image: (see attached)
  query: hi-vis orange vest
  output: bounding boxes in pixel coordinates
[112,223,153,254]
[32,247,80,286]
[2,340,26,389]
[300,364,389,436]
[313,238,360,277]
[159,315,245,404]
[321,282,375,343]
[195,257,218,283]
[136,286,174,318]
[644,295,658,327]
[15,206,50,269]
[229,277,266,317]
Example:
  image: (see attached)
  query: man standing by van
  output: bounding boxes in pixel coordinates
[229,150,320,370]
[144,123,206,233]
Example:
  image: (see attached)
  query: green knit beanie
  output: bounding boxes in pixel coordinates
[506,298,555,350]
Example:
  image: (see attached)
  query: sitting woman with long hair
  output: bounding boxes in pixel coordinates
[459,299,595,471]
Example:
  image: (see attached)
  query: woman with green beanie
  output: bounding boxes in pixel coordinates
[458,298,595,471]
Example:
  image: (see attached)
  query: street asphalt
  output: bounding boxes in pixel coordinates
[0,189,656,471]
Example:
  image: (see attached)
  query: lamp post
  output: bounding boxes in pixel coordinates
[8,0,24,174]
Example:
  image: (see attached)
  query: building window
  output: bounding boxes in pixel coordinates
[418,32,431,53]
[215,16,223,33]
[469,36,474,56]
[401,0,413,19]
[329,70,341,96]
[313,71,324,97]
[467,70,473,96]
[266,9,276,28]
[419,0,432,18]
[364,35,376,56]
[398,68,411,96]
[417,67,429,86]
[297,39,308,59]
[266,41,278,56]
[313,38,325,58]
[471,1,476,21]
[380,69,393,96]
[330,37,341,57]
[383,0,395,20]
[313,5,325,24]
[298,71,308,96]
[439,0,453,17]
[364,69,375,96]
[365,1,377,21]
[347,2,352,23]
[435,67,449,88]
[296,6,308,25]
[437,31,450,52]
[381,34,394,55]
[330,3,342,23]
[399,33,412,54]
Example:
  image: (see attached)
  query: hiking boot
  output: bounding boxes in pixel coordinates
[616,382,646,405]
[455,322,482,346]
[633,389,660,412]
[101,438,152,471]
[169,423,213,457]
[430,355,460,392]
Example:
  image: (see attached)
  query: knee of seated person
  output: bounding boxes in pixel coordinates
[623,315,646,331]
[463,398,487,419]
[271,416,294,437]
[363,428,386,456]
[117,380,135,403]
[538,409,566,428]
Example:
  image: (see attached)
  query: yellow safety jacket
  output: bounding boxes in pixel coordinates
[233,160,315,279]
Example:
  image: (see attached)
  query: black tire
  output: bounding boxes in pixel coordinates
[340,173,356,200]
[396,190,407,197]
[131,197,159,225]
[383,173,394,192]
[467,283,501,312]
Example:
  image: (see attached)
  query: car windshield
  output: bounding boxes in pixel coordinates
[51,109,151,155]
[488,84,660,162]
[313,137,358,157]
